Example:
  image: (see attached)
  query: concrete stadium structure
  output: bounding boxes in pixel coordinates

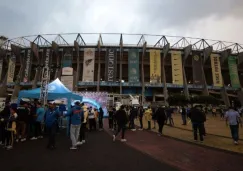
[0,33,243,106]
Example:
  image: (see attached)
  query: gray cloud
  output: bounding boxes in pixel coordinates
[0,0,243,44]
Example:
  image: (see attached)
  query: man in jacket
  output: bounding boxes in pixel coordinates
[188,105,206,142]
[16,101,29,142]
[45,102,61,150]
[113,105,128,142]
[129,107,137,131]
[156,106,167,136]
[138,106,144,130]
[65,101,83,150]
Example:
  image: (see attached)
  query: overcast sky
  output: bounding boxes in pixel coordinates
[1,0,243,45]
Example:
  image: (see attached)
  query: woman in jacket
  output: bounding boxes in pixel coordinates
[144,106,152,130]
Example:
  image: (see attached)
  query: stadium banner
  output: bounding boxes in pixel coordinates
[105,48,117,82]
[7,55,16,83]
[61,76,73,91]
[23,49,32,82]
[150,50,161,83]
[171,51,183,85]
[192,53,203,85]
[228,56,241,88]
[82,48,95,82]
[128,49,140,83]
[43,48,52,68]
[0,57,3,80]
[62,48,73,68]
[211,54,223,87]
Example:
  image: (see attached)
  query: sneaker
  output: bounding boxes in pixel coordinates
[138,128,143,131]
[30,137,38,140]
[16,139,19,143]
[157,133,162,137]
[76,141,83,146]
[6,145,13,150]
[70,146,77,150]
[234,141,239,145]
[121,139,127,142]
[21,138,26,142]
[131,129,136,131]
[113,135,116,142]
[82,140,86,144]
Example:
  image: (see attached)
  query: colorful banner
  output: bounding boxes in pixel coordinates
[128,49,140,83]
[23,49,32,82]
[105,49,117,82]
[228,56,241,88]
[150,50,161,83]
[7,55,16,83]
[192,53,203,85]
[0,57,3,80]
[44,48,52,69]
[171,51,183,85]
[62,49,73,68]
[82,48,95,82]
[211,54,223,87]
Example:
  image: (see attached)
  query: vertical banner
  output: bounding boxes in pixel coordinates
[228,56,241,88]
[192,53,203,85]
[23,49,32,82]
[61,76,73,91]
[82,48,95,82]
[0,57,3,80]
[62,49,72,68]
[7,55,16,83]
[171,51,183,85]
[105,49,117,82]
[150,50,161,83]
[211,54,223,87]
[128,49,140,82]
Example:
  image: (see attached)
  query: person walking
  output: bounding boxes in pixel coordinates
[225,107,242,145]
[0,102,10,146]
[129,107,137,131]
[65,101,83,150]
[188,105,206,143]
[156,106,167,136]
[98,107,104,131]
[144,106,152,130]
[108,107,114,130]
[80,103,88,144]
[181,106,187,125]
[45,102,61,150]
[138,106,144,130]
[88,107,96,131]
[113,105,128,142]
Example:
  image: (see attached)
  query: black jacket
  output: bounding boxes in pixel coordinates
[114,109,128,126]
[156,107,167,123]
[129,108,137,120]
[188,108,206,123]
[17,106,29,123]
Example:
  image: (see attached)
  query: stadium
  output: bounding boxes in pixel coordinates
[0,33,243,107]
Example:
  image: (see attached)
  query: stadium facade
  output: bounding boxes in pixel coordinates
[0,33,243,107]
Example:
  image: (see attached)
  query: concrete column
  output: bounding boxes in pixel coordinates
[74,41,80,91]
[141,42,147,105]
[162,43,170,106]
[183,45,192,99]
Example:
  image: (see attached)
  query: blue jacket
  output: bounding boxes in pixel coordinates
[66,105,83,125]
[45,108,60,127]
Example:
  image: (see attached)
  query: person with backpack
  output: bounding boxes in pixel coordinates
[98,107,104,131]
[65,101,83,150]
[156,106,167,136]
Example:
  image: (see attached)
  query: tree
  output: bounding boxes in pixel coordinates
[167,94,189,106]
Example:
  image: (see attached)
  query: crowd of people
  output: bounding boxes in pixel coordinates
[0,100,242,151]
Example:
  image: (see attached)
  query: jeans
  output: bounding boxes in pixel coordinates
[70,124,81,147]
[34,122,42,137]
[192,122,204,141]
[80,123,87,141]
[47,123,57,148]
[114,124,126,139]
[230,125,239,141]
[158,122,164,134]
[182,115,187,125]
[0,124,6,144]
[108,119,113,129]
[139,117,143,129]
[129,119,135,129]
[89,118,96,131]
[17,121,27,139]
[99,118,103,129]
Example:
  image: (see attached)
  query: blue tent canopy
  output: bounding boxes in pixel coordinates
[18,78,83,106]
